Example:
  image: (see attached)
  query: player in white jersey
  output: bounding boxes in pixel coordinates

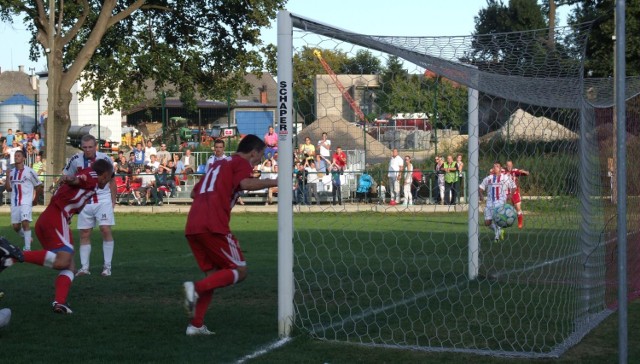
[479,162,516,241]
[5,150,43,250]
[62,135,117,277]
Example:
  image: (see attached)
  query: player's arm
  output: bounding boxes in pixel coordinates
[239,176,277,191]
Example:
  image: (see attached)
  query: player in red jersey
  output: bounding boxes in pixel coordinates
[182,134,277,336]
[504,160,529,229]
[0,159,113,314]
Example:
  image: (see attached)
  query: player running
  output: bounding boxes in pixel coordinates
[182,134,277,336]
[504,160,529,229]
[5,150,43,251]
[479,162,516,242]
[0,159,114,313]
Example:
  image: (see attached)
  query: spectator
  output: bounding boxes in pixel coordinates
[181,149,195,175]
[156,143,171,165]
[456,154,465,204]
[5,129,14,146]
[144,139,157,164]
[305,160,320,205]
[294,162,308,205]
[32,154,45,183]
[147,154,160,173]
[443,155,458,205]
[263,125,278,159]
[156,160,176,199]
[356,170,375,203]
[317,132,331,160]
[136,165,162,205]
[434,156,445,205]
[7,140,22,168]
[211,139,227,162]
[133,143,145,166]
[332,146,347,171]
[31,132,44,152]
[260,159,278,205]
[315,154,328,178]
[402,155,413,206]
[387,148,403,205]
[298,137,316,163]
[330,164,342,205]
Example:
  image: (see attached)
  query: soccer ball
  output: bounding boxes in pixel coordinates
[493,204,517,228]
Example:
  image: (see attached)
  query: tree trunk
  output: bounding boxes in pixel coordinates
[548,0,557,48]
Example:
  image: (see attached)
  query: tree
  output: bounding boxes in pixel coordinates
[0,0,285,176]
[293,47,349,124]
[341,50,382,75]
[568,0,640,77]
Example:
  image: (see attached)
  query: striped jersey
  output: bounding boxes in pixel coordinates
[9,166,42,207]
[479,173,516,204]
[63,152,112,204]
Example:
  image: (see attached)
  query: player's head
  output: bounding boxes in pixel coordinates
[506,160,513,170]
[14,149,26,166]
[492,161,502,175]
[80,134,98,158]
[214,139,225,157]
[236,134,266,166]
[92,158,114,188]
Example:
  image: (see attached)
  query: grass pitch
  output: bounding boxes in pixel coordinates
[0,211,637,363]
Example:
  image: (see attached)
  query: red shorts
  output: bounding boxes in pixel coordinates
[511,189,522,204]
[35,208,74,253]
[186,232,246,273]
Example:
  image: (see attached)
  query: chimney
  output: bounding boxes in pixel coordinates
[259,84,268,104]
[19,65,25,73]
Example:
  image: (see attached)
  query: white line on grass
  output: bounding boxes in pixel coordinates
[235,337,292,364]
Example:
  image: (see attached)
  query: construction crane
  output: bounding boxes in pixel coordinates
[313,49,367,122]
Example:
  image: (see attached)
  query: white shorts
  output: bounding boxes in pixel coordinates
[483,202,503,222]
[77,201,115,229]
[11,204,33,224]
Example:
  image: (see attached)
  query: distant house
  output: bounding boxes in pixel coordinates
[123,72,281,138]
[38,72,122,144]
[0,65,39,135]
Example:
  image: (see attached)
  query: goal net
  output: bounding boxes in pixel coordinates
[276,12,640,358]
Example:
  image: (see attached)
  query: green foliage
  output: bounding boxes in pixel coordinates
[293,47,350,124]
[568,0,640,77]
[341,49,382,74]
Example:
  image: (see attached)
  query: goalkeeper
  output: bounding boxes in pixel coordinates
[479,162,516,241]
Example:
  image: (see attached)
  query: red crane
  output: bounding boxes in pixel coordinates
[313,49,367,122]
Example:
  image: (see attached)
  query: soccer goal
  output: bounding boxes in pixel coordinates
[276,10,640,358]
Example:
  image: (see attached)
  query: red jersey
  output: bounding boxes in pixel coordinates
[50,167,100,220]
[185,155,253,236]
[333,151,347,169]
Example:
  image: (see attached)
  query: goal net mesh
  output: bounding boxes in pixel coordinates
[283,13,640,358]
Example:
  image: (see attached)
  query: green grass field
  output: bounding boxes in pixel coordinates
[0,211,637,363]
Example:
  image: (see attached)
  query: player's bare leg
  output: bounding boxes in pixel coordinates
[515,202,524,229]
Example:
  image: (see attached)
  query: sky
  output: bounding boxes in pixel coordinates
[0,0,572,74]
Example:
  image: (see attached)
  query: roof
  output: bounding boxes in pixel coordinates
[0,71,36,102]
[0,93,35,106]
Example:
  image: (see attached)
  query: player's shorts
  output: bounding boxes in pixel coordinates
[77,201,115,229]
[35,208,74,253]
[484,202,504,222]
[186,232,246,273]
[511,189,522,204]
[10,204,33,224]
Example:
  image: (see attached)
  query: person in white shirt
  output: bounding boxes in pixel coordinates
[387,148,404,205]
[7,140,22,167]
[402,156,414,206]
[305,160,320,205]
[147,154,160,172]
[63,134,117,277]
[144,140,157,164]
[479,162,517,241]
[317,132,331,159]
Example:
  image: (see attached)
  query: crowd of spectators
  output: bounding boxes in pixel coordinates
[0,130,46,203]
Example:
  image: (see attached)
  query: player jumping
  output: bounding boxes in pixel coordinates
[504,160,529,229]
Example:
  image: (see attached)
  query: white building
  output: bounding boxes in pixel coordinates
[38,73,121,144]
